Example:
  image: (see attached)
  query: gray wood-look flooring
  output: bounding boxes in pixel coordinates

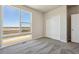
[0,37,79,54]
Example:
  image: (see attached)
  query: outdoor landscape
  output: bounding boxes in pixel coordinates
[3,27,31,35]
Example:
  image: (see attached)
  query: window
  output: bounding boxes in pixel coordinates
[2,6,32,37]
[21,10,31,33]
[3,6,20,36]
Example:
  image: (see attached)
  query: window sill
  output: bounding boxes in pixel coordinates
[3,32,32,38]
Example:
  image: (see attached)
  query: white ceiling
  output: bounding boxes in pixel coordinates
[27,5,61,12]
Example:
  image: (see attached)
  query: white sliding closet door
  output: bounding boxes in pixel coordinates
[46,16,60,40]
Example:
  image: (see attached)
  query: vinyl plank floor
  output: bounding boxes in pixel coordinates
[0,37,79,54]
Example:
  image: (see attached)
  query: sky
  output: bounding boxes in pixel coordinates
[3,6,31,27]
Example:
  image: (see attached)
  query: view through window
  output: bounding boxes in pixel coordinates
[21,10,31,33]
[3,6,32,37]
[3,6,20,35]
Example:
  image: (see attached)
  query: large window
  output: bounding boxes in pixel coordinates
[2,6,32,37]
[3,6,20,35]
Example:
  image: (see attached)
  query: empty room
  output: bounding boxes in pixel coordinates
[0,5,79,54]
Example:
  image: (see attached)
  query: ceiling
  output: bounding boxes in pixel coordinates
[27,5,61,13]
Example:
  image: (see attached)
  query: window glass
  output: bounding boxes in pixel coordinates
[21,10,31,32]
[3,6,20,35]
[21,10,31,23]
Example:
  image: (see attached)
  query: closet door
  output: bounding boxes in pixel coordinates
[71,14,79,43]
[46,16,60,40]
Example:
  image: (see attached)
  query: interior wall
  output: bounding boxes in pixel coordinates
[67,5,79,42]
[45,6,67,42]
[67,6,71,42]
[12,5,44,40]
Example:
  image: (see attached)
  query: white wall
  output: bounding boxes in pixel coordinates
[45,6,67,42]
[13,6,44,40]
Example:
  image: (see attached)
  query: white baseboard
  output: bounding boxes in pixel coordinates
[45,36,67,43]
[60,39,67,43]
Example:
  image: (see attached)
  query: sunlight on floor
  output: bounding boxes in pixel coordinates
[2,35,32,47]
